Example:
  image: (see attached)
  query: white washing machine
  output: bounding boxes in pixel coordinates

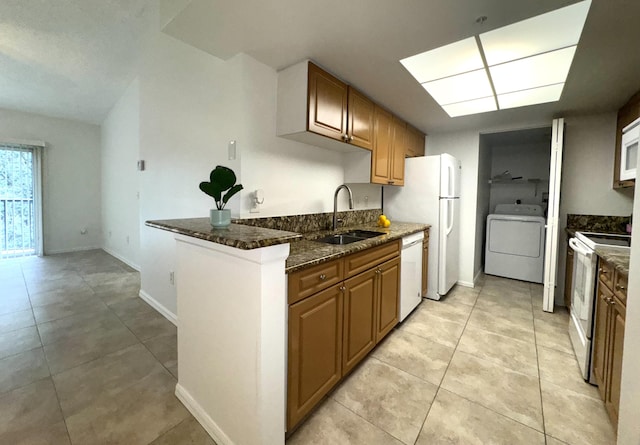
[484,204,546,283]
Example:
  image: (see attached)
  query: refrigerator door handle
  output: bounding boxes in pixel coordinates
[445,200,454,236]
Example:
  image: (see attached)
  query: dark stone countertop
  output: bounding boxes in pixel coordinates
[286,222,430,273]
[145,218,302,249]
[594,246,630,275]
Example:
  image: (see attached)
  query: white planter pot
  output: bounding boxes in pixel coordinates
[210,209,231,228]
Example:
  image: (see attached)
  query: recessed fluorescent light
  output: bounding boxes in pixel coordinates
[480,1,591,66]
[399,0,591,117]
[498,84,565,110]
[400,38,483,83]
[442,97,497,118]
[422,69,493,105]
[489,46,576,94]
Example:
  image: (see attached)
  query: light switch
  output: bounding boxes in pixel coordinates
[228,141,236,160]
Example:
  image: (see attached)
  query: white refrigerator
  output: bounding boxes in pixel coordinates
[384,153,461,300]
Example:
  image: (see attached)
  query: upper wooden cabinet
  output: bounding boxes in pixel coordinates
[307,64,375,150]
[405,125,426,158]
[307,63,348,141]
[614,91,640,188]
[279,60,426,186]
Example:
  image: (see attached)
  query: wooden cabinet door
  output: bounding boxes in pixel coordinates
[287,284,343,429]
[605,296,626,425]
[592,281,611,396]
[307,63,348,142]
[564,240,574,309]
[371,106,393,185]
[422,240,429,297]
[390,117,406,186]
[347,88,374,151]
[376,257,400,342]
[342,269,377,375]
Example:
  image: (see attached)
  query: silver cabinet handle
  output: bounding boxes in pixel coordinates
[319,274,327,281]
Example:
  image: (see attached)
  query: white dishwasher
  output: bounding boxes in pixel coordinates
[400,231,424,321]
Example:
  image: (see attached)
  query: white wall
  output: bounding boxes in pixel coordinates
[556,113,634,304]
[488,142,550,212]
[426,130,480,287]
[475,137,492,279]
[101,79,141,269]
[124,34,379,319]
[618,168,640,444]
[0,108,101,254]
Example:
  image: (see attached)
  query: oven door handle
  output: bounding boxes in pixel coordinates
[569,237,592,257]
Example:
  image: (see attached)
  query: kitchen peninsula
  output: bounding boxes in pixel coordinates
[146,212,428,445]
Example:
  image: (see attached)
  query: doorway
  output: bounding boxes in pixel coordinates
[0,145,42,259]
[476,126,555,303]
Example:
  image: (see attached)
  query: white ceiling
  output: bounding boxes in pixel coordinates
[0,0,157,124]
[0,0,639,133]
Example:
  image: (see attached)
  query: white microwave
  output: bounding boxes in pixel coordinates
[621,117,640,181]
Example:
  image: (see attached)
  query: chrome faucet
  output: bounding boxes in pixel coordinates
[333,184,354,231]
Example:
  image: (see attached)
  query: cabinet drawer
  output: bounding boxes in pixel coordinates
[344,240,400,278]
[598,259,614,291]
[613,270,628,305]
[289,259,344,304]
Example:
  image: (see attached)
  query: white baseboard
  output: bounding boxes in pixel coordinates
[456,280,475,288]
[102,247,140,271]
[45,245,102,255]
[139,289,177,326]
[175,383,234,445]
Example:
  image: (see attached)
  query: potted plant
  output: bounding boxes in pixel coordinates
[199,165,243,228]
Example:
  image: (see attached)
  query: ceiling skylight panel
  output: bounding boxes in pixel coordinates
[480,0,591,66]
[497,84,565,110]
[442,97,497,117]
[421,69,493,105]
[489,46,576,94]
[400,37,483,83]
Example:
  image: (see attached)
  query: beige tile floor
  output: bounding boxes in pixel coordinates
[0,250,214,445]
[1,251,617,445]
[288,274,617,445]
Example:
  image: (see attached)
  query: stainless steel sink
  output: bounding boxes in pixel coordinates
[341,230,385,239]
[314,230,385,245]
[314,234,364,245]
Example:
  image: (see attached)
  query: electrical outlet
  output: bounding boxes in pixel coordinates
[126,235,130,244]
[169,271,175,285]
[108,231,112,238]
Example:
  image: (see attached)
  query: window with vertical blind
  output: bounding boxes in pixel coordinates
[0,143,43,258]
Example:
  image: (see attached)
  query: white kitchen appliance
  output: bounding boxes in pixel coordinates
[568,231,631,382]
[384,153,461,300]
[484,204,546,283]
[400,231,424,321]
[620,117,639,181]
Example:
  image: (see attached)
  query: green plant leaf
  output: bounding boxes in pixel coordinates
[209,165,236,192]
[222,184,243,205]
[199,181,222,203]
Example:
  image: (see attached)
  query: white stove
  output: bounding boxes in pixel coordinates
[569,231,631,382]
[575,231,631,250]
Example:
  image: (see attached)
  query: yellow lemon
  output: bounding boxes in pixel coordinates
[383,219,391,228]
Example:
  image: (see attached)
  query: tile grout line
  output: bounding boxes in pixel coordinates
[411,283,483,445]
[530,284,548,441]
[20,259,75,444]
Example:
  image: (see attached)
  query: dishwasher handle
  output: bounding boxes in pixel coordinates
[403,239,422,248]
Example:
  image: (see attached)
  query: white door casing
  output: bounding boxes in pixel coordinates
[542,118,565,312]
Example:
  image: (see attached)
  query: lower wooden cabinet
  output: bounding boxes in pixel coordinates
[342,269,377,375]
[592,258,627,428]
[287,240,401,430]
[287,284,343,429]
[422,231,429,297]
[564,236,574,309]
[376,257,400,342]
